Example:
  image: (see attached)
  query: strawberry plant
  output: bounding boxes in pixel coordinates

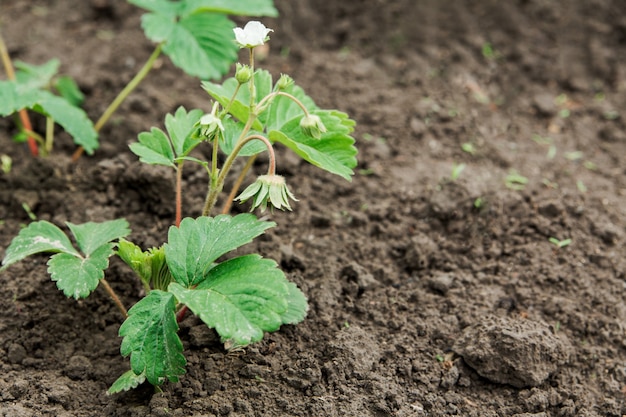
[1,19,358,393]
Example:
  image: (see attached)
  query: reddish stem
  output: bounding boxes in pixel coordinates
[18,110,39,156]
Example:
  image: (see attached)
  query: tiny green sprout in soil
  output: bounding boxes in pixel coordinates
[505,171,528,190]
[549,237,572,248]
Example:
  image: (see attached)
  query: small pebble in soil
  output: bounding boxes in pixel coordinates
[453,315,570,388]
[7,343,27,364]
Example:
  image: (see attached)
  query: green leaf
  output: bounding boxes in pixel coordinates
[66,219,130,255]
[0,80,43,116]
[129,128,176,168]
[48,244,114,299]
[281,281,309,325]
[1,221,79,269]
[119,290,186,386]
[202,70,272,131]
[269,109,357,181]
[53,75,85,107]
[127,0,179,17]
[107,369,147,395]
[164,106,203,156]
[31,92,99,154]
[169,254,307,346]
[0,78,98,154]
[164,214,275,288]
[14,59,60,91]
[179,0,278,17]
[130,107,203,167]
[141,12,237,80]
[220,117,266,157]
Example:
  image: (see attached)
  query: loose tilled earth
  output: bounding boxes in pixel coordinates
[1,0,626,416]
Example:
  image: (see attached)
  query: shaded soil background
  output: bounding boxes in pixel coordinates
[1,0,626,416]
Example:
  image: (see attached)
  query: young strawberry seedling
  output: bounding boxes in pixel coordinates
[1,18,358,394]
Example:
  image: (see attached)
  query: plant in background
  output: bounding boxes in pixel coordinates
[0,0,278,157]
[1,18,358,394]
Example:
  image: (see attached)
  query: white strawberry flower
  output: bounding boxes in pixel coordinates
[233,21,273,49]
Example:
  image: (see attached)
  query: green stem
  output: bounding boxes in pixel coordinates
[201,134,275,216]
[248,48,255,111]
[221,155,256,214]
[0,31,39,156]
[94,44,163,132]
[175,161,184,227]
[257,91,310,115]
[44,116,54,156]
[72,44,163,161]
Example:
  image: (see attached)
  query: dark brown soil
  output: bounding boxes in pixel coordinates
[1,0,626,416]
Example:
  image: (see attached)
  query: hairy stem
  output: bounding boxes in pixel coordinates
[100,278,128,319]
[72,43,163,160]
[0,32,38,156]
[175,162,184,227]
[257,91,310,115]
[202,134,275,216]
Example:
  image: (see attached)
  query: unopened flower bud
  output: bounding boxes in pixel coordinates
[199,102,224,139]
[299,114,326,139]
[276,74,294,91]
[236,174,298,212]
[235,63,252,84]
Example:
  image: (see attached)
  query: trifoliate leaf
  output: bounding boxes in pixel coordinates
[48,244,114,299]
[119,290,186,386]
[66,219,131,255]
[141,12,237,80]
[130,107,203,167]
[107,369,147,395]
[1,221,79,269]
[130,128,176,168]
[2,219,131,299]
[168,254,307,346]
[164,106,203,156]
[164,214,275,288]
